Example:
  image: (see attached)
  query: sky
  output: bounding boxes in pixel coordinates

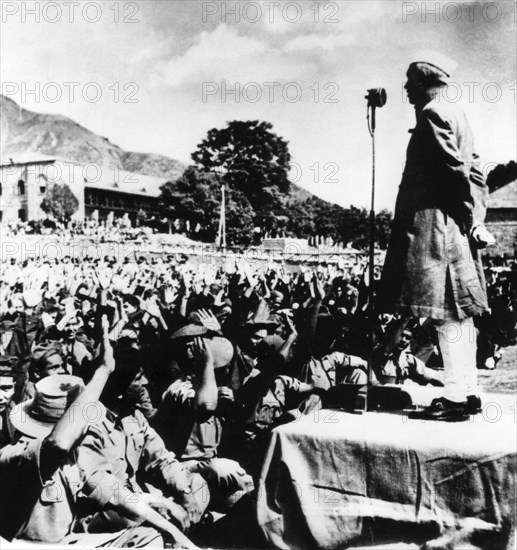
[1,0,515,210]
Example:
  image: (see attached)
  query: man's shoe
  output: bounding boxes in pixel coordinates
[465,395,482,415]
[408,397,469,422]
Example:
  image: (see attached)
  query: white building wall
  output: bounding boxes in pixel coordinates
[0,160,85,222]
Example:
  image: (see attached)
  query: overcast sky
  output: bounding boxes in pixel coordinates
[1,0,515,209]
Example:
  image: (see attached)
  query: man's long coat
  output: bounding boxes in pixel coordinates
[379,98,490,320]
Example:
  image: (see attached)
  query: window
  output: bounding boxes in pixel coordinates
[0,182,2,196]
[17,180,25,195]
[18,209,26,222]
[37,175,48,194]
[0,211,3,222]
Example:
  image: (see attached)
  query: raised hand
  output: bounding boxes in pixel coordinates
[213,289,226,307]
[142,296,162,319]
[100,314,115,374]
[195,309,221,332]
[281,310,297,337]
[162,285,177,305]
[95,266,113,291]
[112,274,131,294]
[22,275,44,308]
[312,273,326,301]
[191,337,214,365]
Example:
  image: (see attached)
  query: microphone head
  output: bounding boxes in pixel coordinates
[366,88,387,108]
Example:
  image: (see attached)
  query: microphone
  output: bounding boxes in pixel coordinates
[365,88,387,108]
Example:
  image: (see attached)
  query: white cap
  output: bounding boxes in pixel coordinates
[412,50,458,78]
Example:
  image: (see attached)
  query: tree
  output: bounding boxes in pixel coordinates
[192,120,292,234]
[374,209,392,249]
[40,183,79,222]
[486,161,517,193]
[160,167,255,246]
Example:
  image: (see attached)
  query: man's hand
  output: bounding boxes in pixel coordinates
[22,288,43,309]
[95,266,113,291]
[311,369,330,391]
[142,296,162,319]
[162,285,177,305]
[195,309,221,332]
[200,459,254,495]
[471,225,496,249]
[141,494,191,532]
[22,274,44,308]
[100,314,115,374]
[282,310,297,338]
[218,386,234,402]
[191,337,214,366]
[312,274,326,301]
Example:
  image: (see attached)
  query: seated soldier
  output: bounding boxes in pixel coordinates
[0,356,17,447]
[153,324,254,513]
[234,316,326,478]
[0,319,197,549]
[372,322,444,387]
[71,329,209,539]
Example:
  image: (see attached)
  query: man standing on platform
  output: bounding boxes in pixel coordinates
[379,51,493,421]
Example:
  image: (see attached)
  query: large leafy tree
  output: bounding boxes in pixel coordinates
[40,183,79,222]
[192,120,291,234]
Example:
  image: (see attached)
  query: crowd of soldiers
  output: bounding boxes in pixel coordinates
[0,251,515,548]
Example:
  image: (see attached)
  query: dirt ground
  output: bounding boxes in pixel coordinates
[478,344,517,394]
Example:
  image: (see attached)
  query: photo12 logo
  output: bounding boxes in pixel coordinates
[201,81,340,104]
[401,1,517,23]
[1,1,140,24]
[201,1,340,24]
[1,82,140,105]
[401,80,517,104]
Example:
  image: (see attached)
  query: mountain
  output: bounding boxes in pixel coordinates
[0,95,185,181]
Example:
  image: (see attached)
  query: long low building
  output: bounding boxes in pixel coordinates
[0,156,167,223]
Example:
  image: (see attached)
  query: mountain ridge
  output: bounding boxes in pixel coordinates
[0,95,185,182]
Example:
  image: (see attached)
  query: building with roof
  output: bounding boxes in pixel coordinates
[0,157,165,224]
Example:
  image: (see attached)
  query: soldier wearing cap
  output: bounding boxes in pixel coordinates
[154,324,254,512]
[379,51,491,421]
[0,356,17,448]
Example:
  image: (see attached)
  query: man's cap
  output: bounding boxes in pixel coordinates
[30,343,63,369]
[206,337,234,368]
[0,355,18,377]
[10,375,85,438]
[412,50,458,78]
[170,324,233,367]
[0,320,15,334]
[170,323,219,340]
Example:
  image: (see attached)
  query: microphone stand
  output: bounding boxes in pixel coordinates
[328,95,384,415]
[365,103,377,412]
